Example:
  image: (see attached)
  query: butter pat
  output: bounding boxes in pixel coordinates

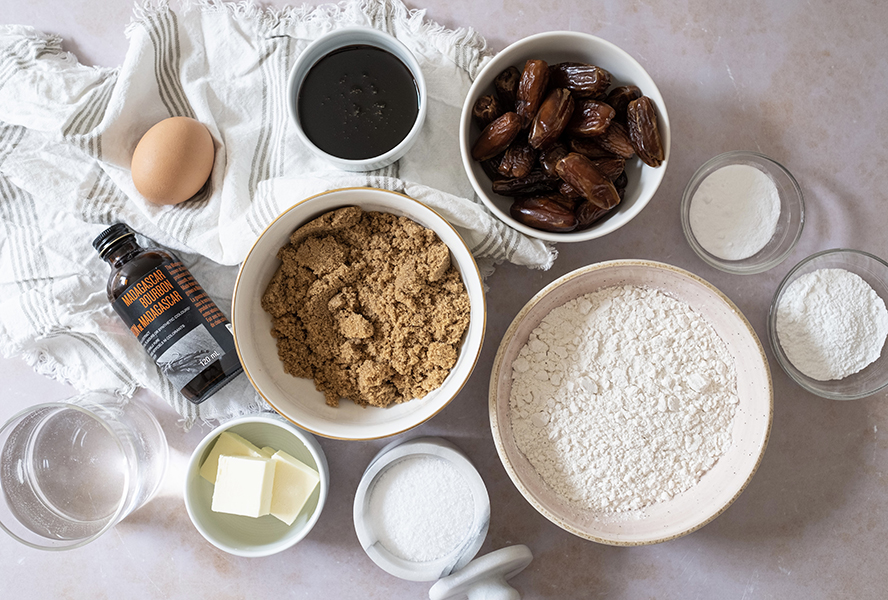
[200,431,266,484]
[270,451,321,525]
[211,455,276,518]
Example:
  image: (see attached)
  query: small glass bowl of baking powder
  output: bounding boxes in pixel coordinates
[769,249,888,400]
[681,151,805,275]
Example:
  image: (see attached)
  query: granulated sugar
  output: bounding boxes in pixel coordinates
[368,456,474,562]
[509,285,739,513]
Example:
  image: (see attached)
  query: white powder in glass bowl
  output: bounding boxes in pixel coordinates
[509,285,739,514]
[776,268,888,381]
[689,163,781,260]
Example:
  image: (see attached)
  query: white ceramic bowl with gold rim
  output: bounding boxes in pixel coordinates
[232,188,486,440]
[489,260,772,545]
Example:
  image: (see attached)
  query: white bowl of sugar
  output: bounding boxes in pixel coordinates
[681,151,804,275]
[353,437,490,581]
[353,436,534,595]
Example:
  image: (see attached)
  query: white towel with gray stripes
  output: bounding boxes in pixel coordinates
[0,0,556,428]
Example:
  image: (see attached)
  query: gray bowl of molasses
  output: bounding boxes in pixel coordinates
[287,27,427,172]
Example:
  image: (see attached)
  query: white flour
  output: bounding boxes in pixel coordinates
[776,268,888,381]
[509,285,738,514]
[689,163,781,260]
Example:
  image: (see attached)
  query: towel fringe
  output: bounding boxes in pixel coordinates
[127,0,492,73]
[14,348,140,399]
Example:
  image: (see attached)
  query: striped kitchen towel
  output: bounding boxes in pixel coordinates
[0,0,555,428]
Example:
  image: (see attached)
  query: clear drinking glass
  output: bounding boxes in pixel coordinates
[0,392,168,550]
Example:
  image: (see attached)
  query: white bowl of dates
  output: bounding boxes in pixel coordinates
[681,151,805,275]
[287,27,427,172]
[232,187,486,440]
[459,31,670,242]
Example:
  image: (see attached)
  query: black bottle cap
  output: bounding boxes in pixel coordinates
[92,223,135,257]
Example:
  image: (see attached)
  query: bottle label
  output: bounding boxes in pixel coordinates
[111,260,236,392]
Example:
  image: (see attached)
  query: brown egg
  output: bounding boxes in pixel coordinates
[131,116,215,206]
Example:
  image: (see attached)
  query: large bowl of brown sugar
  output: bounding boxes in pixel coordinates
[232,188,486,440]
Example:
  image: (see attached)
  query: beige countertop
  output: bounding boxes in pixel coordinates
[3,0,888,598]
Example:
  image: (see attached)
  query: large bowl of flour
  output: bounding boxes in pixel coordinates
[489,260,772,545]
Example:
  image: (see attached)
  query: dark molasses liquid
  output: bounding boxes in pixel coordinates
[297,44,419,160]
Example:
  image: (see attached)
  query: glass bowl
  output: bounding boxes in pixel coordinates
[768,249,888,400]
[681,151,804,274]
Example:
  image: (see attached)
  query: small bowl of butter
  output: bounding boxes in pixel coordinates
[184,414,329,557]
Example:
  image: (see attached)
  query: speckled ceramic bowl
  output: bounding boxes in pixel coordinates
[489,260,772,545]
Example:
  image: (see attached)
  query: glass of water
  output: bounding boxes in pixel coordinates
[0,392,168,550]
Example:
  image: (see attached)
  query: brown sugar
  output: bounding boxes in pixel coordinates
[261,206,471,408]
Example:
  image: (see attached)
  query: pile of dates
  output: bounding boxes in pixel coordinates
[470,59,664,233]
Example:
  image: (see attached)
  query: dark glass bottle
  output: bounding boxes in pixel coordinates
[92,223,242,404]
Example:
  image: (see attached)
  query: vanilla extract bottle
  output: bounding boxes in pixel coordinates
[93,223,242,404]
